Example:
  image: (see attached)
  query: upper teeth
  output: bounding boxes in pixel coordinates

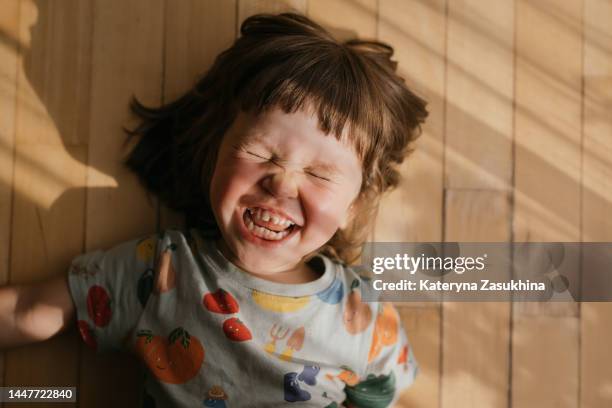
[248,208,295,227]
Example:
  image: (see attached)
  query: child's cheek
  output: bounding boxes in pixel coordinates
[300,183,348,229]
[210,159,260,212]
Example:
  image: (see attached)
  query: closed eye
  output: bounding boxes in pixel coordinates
[230,145,268,160]
[246,150,270,160]
[246,150,284,168]
[307,172,331,182]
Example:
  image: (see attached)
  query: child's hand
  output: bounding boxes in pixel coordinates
[0,275,75,349]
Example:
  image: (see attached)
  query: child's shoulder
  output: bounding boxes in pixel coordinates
[318,255,379,303]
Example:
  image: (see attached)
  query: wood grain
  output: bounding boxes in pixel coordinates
[3,0,91,406]
[443,191,511,408]
[512,0,582,406]
[445,0,513,190]
[0,0,20,402]
[513,0,582,244]
[377,0,445,243]
[78,0,162,407]
[512,316,579,408]
[440,2,514,406]
[308,0,377,40]
[580,0,612,406]
[378,1,446,406]
[397,307,441,408]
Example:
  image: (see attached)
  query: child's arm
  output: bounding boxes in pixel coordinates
[0,275,75,349]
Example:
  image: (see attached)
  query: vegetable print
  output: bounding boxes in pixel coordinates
[67,229,418,406]
[135,327,204,384]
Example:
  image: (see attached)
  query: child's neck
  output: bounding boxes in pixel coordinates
[249,262,320,284]
[215,239,321,284]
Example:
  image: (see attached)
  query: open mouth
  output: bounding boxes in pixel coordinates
[242,207,299,242]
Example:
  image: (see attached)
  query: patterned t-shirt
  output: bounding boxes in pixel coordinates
[67,228,418,407]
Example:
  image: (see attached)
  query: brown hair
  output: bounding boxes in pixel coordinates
[124,12,428,265]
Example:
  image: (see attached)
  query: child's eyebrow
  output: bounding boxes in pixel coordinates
[240,132,270,149]
[306,161,342,175]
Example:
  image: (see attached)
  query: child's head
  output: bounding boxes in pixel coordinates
[209,105,362,277]
[125,13,428,273]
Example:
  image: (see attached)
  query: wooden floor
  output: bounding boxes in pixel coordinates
[1,0,611,407]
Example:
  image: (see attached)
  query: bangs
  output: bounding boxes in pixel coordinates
[237,44,386,170]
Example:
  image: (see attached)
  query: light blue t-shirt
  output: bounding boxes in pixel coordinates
[67,228,418,407]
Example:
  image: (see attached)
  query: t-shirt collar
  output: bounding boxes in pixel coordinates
[192,228,337,297]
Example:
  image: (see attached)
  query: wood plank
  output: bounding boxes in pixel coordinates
[512,0,581,406]
[442,191,511,408]
[580,0,612,406]
[513,0,582,320]
[237,0,307,32]
[396,307,441,408]
[164,1,237,103]
[5,147,86,408]
[0,0,20,396]
[511,317,579,408]
[445,190,512,244]
[14,1,91,148]
[377,0,445,243]
[444,190,512,241]
[378,1,446,406]
[160,0,237,230]
[308,0,377,40]
[442,4,513,406]
[581,1,612,240]
[445,0,513,190]
[3,2,91,406]
[581,305,612,406]
[513,0,582,244]
[79,1,163,407]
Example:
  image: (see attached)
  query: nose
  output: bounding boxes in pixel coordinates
[260,170,299,199]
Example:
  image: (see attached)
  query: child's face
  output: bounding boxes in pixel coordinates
[209,106,362,278]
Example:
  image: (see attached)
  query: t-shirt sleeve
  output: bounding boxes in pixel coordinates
[345,302,418,407]
[67,232,163,353]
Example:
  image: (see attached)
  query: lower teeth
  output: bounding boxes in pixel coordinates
[245,211,291,241]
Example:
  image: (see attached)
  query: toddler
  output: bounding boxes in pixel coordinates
[0,13,427,407]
